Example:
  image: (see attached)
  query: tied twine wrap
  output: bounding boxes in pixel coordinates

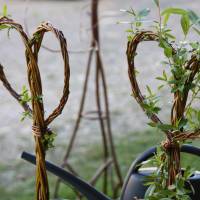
[32,125,42,137]
[0,17,70,200]
[127,31,200,185]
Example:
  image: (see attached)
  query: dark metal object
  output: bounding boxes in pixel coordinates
[22,145,200,200]
[121,145,200,200]
[21,152,111,200]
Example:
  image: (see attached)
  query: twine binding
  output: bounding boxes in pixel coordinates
[32,125,42,137]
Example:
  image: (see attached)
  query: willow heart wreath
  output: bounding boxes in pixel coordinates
[0,16,70,200]
[124,1,200,199]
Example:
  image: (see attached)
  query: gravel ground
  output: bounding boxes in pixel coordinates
[0,0,199,166]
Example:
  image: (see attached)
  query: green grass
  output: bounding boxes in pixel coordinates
[1,129,200,199]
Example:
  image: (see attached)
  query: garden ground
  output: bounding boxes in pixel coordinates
[1,129,200,200]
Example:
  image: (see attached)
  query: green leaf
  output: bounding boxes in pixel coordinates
[161,61,170,65]
[126,29,134,33]
[164,46,172,58]
[181,14,190,36]
[193,27,200,36]
[159,38,173,58]
[190,42,200,49]
[20,111,31,122]
[145,184,156,197]
[153,0,159,7]
[0,24,9,30]
[153,106,161,113]
[188,10,200,26]
[163,70,167,80]
[197,111,200,122]
[163,13,170,25]
[157,123,175,131]
[178,84,185,93]
[178,118,188,129]
[138,8,150,18]
[147,122,157,127]
[171,86,178,93]
[158,84,164,90]
[161,8,188,16]
[156,71,167,82]
[156,77,166,81]
[148,122,175,131]
[126,8,136,16]
[146,85,153,96]
[2,4,7,17]
[127,35,133,41]
[165,32,176,40]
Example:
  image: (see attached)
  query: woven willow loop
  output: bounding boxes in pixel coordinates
[127,31,200,185]
[29,22,70,126]
[127,31,164,126]
[127,31,200,134]
[0,17,30,49]
[0,16,22,29]
[0,17,33,113]
[0,17,31,104]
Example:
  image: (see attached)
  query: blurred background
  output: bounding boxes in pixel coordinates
[0,0,199,199]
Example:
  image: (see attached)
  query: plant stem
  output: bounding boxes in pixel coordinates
[158,1,162,33]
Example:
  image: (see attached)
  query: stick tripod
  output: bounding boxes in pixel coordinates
[54,0,123,198]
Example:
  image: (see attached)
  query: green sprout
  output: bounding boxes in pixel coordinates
[42,131,57,151]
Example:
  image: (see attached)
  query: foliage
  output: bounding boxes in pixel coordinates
[19,85,56,150]
[20,86,32,121]
[119,7,151,41]
[125,0,200,199]
[143,86,161,116]
[42,131,57,151]
[1,4,8,17]
[0,4,12,35]
[144,147,193,200]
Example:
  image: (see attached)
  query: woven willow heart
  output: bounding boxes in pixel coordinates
[127,31,200,136]
[0,16,70,200]
[127,30,200,185]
